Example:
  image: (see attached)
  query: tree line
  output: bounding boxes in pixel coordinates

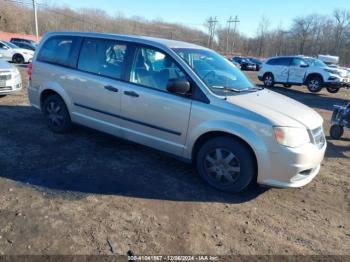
[0,1,349,65]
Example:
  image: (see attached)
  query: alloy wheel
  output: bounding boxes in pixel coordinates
[264,76,273,86]
[309,80,320,91]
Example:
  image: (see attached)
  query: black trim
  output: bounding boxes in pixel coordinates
[37,35,82,68]
[74,103,182,136]
[36,34,210,104]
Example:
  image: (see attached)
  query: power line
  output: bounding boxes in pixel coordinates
[207,16,218,48]
[231,15,240,54]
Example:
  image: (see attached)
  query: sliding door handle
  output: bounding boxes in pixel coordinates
[124,91,139,97]
[104,85,119,92]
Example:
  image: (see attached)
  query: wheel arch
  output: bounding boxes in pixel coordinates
[39,85,73,113]
[191,131,258,179]
[263,72,274,79]
[304,73,324,84]
[12,53,24,61]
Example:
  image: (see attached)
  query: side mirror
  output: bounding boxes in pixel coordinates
[167,79,191,95]
[300,64,309,68]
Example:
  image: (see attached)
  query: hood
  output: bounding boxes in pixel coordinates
[12,48,34,55]
[0,59,15,71]
[226,89,323,130]
[320,66,349,77]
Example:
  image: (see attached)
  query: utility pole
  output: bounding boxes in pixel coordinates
[206,16,218,49]
[231,15,240,54]
[226,16,235,55]
[32,0,39,40]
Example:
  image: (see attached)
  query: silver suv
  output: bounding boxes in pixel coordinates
[28,32,326,193]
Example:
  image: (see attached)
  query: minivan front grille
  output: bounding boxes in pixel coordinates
[310,126,326,149]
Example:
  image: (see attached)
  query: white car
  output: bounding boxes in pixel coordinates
[0,59,22,96]
[258,56,350,93]
[0,40,34,64]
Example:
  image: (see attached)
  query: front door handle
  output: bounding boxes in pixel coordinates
[124,91,139,97]
[104,85,119,92]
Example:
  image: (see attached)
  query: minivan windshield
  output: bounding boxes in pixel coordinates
[173,48,256,93]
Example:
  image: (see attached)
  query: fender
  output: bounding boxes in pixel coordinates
[184,119,273,183]
[38,82,73,112]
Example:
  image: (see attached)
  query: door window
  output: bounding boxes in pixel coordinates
[267,58,290,66]
[130,47,187,92]
[291,58,308,67]
[78,38,128,79]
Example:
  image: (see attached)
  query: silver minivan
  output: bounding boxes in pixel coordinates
[28,32,327,193]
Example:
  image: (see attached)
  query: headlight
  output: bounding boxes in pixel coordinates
[324,69,340,76]
[13,67,20,77]
[273,126,310,148]
[23,52,29,55]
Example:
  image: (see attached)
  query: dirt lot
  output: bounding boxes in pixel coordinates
[0,66,349,256]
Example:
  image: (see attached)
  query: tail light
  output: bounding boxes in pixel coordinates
[27,62,32,81]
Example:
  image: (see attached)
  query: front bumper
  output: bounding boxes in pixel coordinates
[325,75,350,88]
[258,141,327,188]
[22,53,34,63]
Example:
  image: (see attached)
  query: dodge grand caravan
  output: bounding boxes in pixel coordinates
[28,32,327,193]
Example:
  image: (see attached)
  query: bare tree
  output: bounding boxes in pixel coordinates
[256,16,269,57]
[333,9,350,55]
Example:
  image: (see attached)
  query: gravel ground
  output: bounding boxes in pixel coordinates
[0,66,349,255]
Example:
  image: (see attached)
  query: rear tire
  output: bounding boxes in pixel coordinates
[42,94,72,133]
[196,136,256,193]
[12,54,24,64]
[263,73,274,87]
[307,76,323,93]
[326,87,340,94]
[330,125,344,140]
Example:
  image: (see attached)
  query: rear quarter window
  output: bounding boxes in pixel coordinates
[37,36,81,68]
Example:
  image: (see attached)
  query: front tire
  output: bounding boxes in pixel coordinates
[42,94,72,133]
[307,76,323,93]
[330,125,344,140]
[326,87,340,93]
[263,73,274,87]
[12,54,24,64]
[196,137,256,193]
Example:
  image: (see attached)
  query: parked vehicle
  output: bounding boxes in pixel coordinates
[232,56,256,71]
[258,56,350,93]
[318,55,339,65]
[247,57,263,71]
[10,38,38,47]
[0,40,34,63]
[330,102,350,140]
[11,40,36,51]
[0,59,22,97]
[28,32,326,192]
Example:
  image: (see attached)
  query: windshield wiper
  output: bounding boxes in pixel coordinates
[211,86,262,93]
[211,86,248,93]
